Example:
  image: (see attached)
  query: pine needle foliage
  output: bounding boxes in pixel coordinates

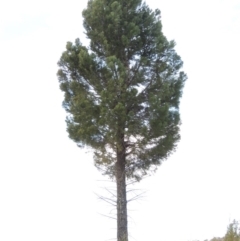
[57,0,186,181]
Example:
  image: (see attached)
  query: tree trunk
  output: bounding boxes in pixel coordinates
[116,148,128,241]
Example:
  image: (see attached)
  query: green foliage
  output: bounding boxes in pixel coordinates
[57,0,186,181]
[224,220,240,241]
[204,220,240,241]
[209,238,224,241]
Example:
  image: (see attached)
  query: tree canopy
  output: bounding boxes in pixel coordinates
[57,0,186,181]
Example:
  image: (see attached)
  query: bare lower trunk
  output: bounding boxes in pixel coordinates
[116,149,128,241]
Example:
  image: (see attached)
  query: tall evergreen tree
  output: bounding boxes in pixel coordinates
[57,0,186,240]
[224,220,240,241]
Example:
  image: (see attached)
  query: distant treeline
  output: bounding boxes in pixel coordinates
[204,220,240,241]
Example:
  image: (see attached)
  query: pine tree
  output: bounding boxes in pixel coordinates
[224,220,240,241]
[57,0,186,240]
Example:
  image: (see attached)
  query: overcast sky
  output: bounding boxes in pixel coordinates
[0,0,240,241]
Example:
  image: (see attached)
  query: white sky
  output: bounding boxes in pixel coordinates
[0,0,240,241]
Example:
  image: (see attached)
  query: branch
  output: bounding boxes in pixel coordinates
[126,174,151,186]
[126,188,143,193]
[127,191,147,203]
[136,72,156,99]
[103,187,117,198]
[94,192,117,206]
[128,60,143,87]
[97,212,117,220]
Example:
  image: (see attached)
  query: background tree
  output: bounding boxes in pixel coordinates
[57,0,186,240]
[209,237,224,241]
[224,220,240,241]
